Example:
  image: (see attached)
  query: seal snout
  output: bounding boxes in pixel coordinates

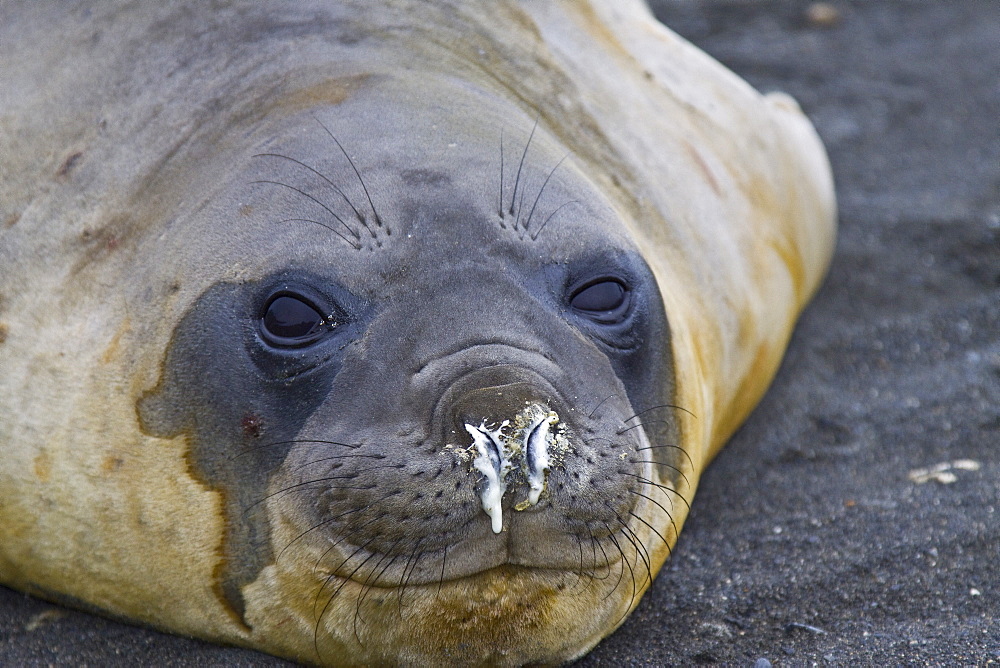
[442,368,570,534]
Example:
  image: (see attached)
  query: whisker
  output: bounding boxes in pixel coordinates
[233,438,361,460]
[634,442,696,473]
[250,180,360,241]
[627,483,676,518]
[624,522,653,587]
[624,403,697,421]
[359,547,402,610]
[569,531,588,592]
[607,505,652,589]
[523,154,568,233]
[627,488,680,543]
[617,529,650,622]
[354,541,405,639]
[588,394,617,419]
[620,471,692,512]
[514,176,529,231]
[627,509,673,557]
[607,523,642,622]
[276,504,370,562]
[242,478,376,517]
[530,199,577,241]
[590,527,613,582]
[614,513,650,576]
[253,152,369,229]
[313,567,341,661]
[290,453,387,473]
[312,519,379,577]
[315,544,380,652]
[509,119,538,217]
[438,543,448,596]
[628,458,690,487]
[397,537,426,616]
[498,128,505,222]
[617,419,678,435]
[315,118,385,230]
[601,523,633,605]
[271,217,360,249]
[436,544,449,597]
[313,535,376,616]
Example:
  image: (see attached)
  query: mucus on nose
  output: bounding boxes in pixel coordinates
[463,406,559,533]
[524,412,557,505]
[466,422,509,534]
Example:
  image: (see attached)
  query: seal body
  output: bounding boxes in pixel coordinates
[0,1,835,665]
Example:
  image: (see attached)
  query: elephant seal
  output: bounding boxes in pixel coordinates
[0,1,835,665]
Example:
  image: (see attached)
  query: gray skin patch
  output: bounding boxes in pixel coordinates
[137,272,371,623]
[138,116,682,621]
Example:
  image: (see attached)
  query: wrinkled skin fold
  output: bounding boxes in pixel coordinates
[0,1,835,666]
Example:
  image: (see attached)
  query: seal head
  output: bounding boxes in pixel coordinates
[136,80,683,663]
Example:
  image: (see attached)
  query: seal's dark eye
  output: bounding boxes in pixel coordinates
[261,295,326,346]
[570,279,629,315]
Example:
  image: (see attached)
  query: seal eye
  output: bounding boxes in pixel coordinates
[261,295,326,346]
[570,279,629,320]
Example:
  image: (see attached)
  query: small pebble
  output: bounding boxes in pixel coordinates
[754,659,773,668]
[25,608,67,632]
[805,2,841,28]
[785,621,828,635]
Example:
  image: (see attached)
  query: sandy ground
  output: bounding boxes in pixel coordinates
[2,1,998,665]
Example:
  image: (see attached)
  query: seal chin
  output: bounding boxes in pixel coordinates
[306,563,633,666]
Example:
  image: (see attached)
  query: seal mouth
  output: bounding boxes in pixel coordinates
[317,542,629,591]
[308,467,645,592]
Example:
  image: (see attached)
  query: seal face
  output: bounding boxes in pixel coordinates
[136,108,683,658]
[0,1,835,665]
